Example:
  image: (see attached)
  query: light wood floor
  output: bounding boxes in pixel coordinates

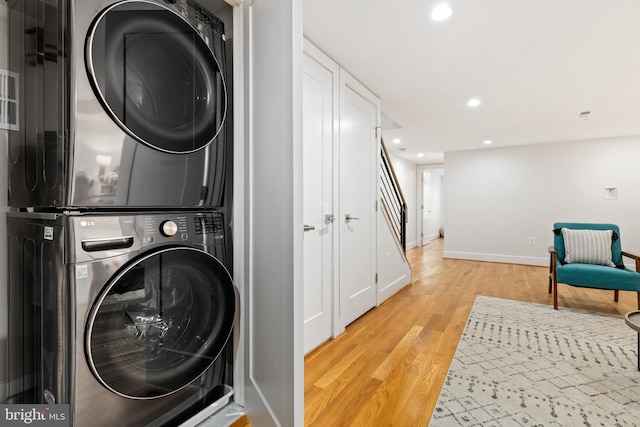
[304,238,639,426]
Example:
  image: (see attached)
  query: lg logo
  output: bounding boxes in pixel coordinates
[179,0,189,18]
[80,220,96,227]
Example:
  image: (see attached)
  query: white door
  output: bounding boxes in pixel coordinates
[302,47,335,354]
[339,72,379,327]
[240,1,302,425]
[422,170,432,246]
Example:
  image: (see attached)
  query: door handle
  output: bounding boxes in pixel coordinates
[304,225,316,232]
[345,213,360,222]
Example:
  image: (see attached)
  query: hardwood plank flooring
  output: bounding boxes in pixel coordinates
[304,238,638,426]
[229,414,252,427]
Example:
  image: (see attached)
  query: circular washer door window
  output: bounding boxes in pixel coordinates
[86,1,227,153]
[85,247,235,399]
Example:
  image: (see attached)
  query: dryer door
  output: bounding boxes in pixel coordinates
[85,247,235,399]
[86,1,226,154]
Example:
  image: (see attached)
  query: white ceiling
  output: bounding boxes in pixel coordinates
[303,0,640,164]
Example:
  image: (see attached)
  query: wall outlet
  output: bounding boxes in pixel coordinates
[605,187,618,200]
[528,237,535,245]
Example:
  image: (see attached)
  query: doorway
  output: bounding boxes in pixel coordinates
[418,167,444,246]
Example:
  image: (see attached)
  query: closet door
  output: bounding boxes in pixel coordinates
[302,41,338,354]
[339,70,380,327]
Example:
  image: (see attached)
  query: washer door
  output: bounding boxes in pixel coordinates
[85,247,235,399]
[86,1,226,153]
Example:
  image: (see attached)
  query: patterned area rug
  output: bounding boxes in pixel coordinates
[430,296,640,426]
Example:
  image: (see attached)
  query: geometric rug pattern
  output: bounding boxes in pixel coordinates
[430,296,640,426]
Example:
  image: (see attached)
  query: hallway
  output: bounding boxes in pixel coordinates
[304,239,638,426]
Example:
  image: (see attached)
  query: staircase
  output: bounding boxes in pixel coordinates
[380,139,407,252]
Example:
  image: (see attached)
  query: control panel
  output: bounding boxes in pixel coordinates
[194,214,224,238]
[73,212,225,257]
[143,213,225,242]
[194,4,225,36]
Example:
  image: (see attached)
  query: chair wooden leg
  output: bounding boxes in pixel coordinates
[614,290,619,302]
[553,280,558,310]
[548,253,553,294]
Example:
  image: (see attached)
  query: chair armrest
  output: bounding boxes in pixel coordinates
[622,251,640,272]
[548,246,556,254]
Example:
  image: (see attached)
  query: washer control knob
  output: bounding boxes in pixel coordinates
[160,220,178,237]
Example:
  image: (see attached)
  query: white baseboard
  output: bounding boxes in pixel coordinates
[378,275,410,304]
[443,251,548,267]
[415,235,442,248]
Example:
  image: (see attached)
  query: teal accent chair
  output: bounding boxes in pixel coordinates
[548,222,640,310]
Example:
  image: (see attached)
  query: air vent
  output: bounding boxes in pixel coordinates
[0,69,19,131]
[577,111,591,120]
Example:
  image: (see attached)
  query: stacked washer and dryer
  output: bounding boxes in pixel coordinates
[6,1,236,426]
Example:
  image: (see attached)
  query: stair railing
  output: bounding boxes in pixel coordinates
[380,139,407,252]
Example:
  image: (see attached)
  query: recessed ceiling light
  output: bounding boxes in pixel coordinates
[467,98,481,108]
[483,140,493,145]
[417,153,425,157]
[431,3,452,21]
[393,138,401,144]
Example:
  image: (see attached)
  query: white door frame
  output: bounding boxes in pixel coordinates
[416,164,445,246]
[236,1,303,425]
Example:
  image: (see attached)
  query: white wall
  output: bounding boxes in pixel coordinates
[444,136,640,266]
[1,2,9,402]
[375,151,413,303]
[389,153,417,248]
[241,1,303,424]
[377,207,411,303]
